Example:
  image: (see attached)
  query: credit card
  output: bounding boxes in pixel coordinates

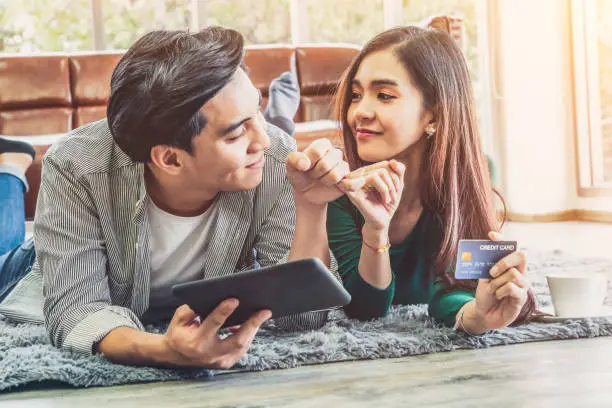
[455,239,517,279]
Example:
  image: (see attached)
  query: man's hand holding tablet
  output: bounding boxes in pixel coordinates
[161,300,271,369]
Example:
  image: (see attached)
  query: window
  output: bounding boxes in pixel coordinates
[596,0,612,183]
[305,0,384,45]
[402,0,487,154]
[403,0,479,84]
[0,0,93,52]
[0,0,481,58]
[103,0,191,50]
[572,0,612,193]
[206,0,290,44]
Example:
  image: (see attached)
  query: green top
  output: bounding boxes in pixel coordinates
[327,196,474,327]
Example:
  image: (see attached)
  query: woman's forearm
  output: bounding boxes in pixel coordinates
[357,225,393,289]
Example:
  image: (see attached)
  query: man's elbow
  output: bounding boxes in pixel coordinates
[343,302,389,321]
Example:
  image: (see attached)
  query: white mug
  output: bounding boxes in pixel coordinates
[546,273,608,317]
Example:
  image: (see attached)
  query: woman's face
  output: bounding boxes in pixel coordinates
[347,49,434,163]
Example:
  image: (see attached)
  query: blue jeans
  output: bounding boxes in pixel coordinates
[0,169,37,303]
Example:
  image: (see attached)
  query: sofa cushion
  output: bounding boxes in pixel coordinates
[69,53,123,105]
[244,46,295,96]
[0,56,72,109]
[0,109,73,135]
[295,45,359,95]
[74,106,107,128]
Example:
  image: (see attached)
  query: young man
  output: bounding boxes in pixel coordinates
[0,27,349,369]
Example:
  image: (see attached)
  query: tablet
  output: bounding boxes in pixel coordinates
[171,258,351,328]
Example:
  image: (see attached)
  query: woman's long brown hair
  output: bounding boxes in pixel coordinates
[335,26,536,324]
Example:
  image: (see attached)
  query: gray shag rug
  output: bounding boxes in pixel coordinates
[1,249,611,393]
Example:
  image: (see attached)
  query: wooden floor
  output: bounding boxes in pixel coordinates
[4,221,611,407]
[2,337,612,408]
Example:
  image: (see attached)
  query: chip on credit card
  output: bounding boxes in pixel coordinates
[455,239,518,279]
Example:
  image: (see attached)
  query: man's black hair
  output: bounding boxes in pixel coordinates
[107,27,245,162]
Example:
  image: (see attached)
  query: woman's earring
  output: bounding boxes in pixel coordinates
[425,123,437,139]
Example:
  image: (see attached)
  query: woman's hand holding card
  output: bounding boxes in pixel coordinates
[470,231,531,330]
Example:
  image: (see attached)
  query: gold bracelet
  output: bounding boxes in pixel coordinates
[458,307,479,336]
[362,239,391,254]
[458,304,489,337]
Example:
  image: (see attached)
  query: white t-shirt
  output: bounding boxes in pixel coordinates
[145,197,219,320]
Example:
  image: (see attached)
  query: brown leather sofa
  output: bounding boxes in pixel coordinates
[0,45,359,218]
[1,17,459,219]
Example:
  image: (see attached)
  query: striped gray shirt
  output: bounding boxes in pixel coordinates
[2,119,338,355]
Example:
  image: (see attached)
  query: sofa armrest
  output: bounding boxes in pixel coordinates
[294,120,343,151]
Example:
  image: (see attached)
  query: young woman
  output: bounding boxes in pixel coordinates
[329,26,536,335]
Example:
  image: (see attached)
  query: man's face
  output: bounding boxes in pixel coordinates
[180,68,270,193]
